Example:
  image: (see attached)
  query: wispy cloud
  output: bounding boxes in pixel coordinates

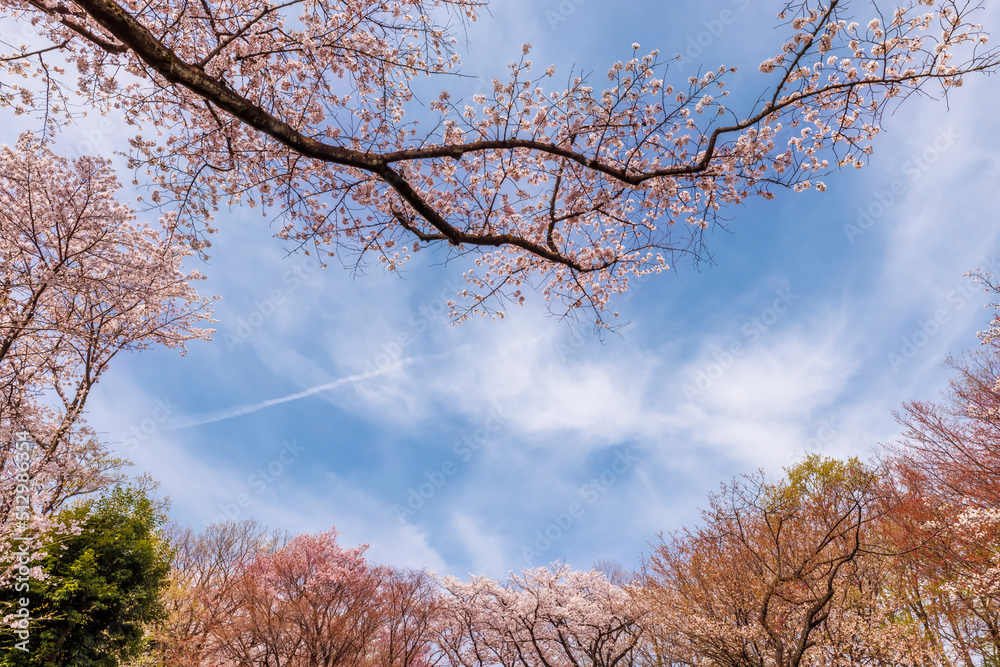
[166,354,440,430]
[77,2,1000,579]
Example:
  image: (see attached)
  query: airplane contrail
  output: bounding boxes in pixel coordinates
[166,355,430,431]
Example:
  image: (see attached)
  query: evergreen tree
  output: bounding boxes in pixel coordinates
[1,486,171,667]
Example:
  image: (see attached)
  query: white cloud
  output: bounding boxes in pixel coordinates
[72,1,1000,580]
[447,511,511,577]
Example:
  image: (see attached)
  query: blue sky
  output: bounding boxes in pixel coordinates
[44,0,1000,577]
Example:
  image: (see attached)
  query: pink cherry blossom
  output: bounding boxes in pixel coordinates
[0,0,997,324]
[0,133,213,590]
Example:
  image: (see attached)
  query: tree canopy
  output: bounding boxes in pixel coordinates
[0,485,172,667]
[1,0,997,323]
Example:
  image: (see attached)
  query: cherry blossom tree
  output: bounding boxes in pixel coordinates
[638,456,930,667]
[885,346,1000,667]
[892,347,1000,509]
[1,0,997,323]
[878,502,1000,667]
[371,569,442,667]
[0,133,213,588]
[146,520,288,666]
[433,563,645,667]
[211,529,382,666]
[192,526,440,667]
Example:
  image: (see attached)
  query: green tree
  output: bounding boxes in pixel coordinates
[1,486,171,667]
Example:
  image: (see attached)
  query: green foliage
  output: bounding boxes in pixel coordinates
[768,454,874,508]
[785,453,868,490]
[0,486,171,667]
